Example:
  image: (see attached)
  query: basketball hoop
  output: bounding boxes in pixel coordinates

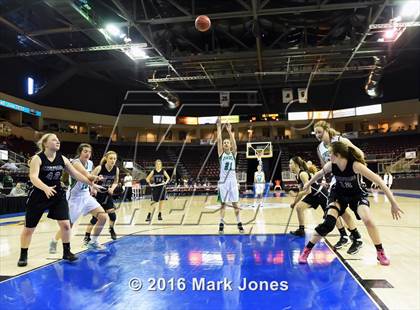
[246,142,273,159]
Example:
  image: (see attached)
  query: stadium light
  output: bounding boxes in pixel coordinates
[124,46,149,60]
[27,77,34,95]
[105,24,121,37]
[384,28,397,39]
[400,1,420,18]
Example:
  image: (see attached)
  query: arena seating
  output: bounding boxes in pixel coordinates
[0,132,418,188]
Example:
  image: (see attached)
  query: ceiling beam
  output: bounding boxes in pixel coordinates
[166,0,191,16]
[269,29,294,48]
[148,65,375,82]
[0,16,76,66]
[214,26,249,49]
[235,0,251,11]
[177,33,203,52]
[136,1,397,25]
[0,0,43,17]
[260,0,270,10]
[200,63,216,88]
[251,0,264,74]
[27,26,90,37]
[336,0,388,80]
[167,45,392,64]
[110,0,191,88]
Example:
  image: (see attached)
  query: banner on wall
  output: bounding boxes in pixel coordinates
[297,88,308,103]
[405,151,416,159]
[282,89,293,104]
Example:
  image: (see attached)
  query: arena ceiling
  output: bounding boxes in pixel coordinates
[0,0,419,115]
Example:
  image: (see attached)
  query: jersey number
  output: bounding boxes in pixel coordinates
[46,171,61,180]
[224,162,232,171]
[340,181,353,188]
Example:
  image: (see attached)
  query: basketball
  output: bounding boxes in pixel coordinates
[195,15,211,32]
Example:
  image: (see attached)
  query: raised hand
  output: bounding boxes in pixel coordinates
[226,123,232,132]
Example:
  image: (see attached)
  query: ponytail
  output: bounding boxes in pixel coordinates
[100,151,117,165]
[291,156,310,173]
[348,146,366,165]
[307,164,318,174]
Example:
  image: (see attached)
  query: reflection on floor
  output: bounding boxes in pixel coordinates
[0,234,378,310]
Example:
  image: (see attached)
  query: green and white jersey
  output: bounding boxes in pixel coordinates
[318,135,340,163]
[69,159,93,194]
[255,171,265,184]
[219,152,236,182]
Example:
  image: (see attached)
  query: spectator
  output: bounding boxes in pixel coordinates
[2,171,13,188]
[123,173,133,201]
[274,179,282,191]
[383,168,393,189]
[1,162,18,170]
[9,182,26,197]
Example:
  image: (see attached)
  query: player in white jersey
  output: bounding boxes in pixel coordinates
[314,121,365,254]
[217,118,244,234]
[49,144,107,253]
[253,156,265,207]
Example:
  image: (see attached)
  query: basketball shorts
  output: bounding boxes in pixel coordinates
[67,191,101,224]
[255,183,265,195]
[302,186,328,212]
[328,184,370,220]
[218,178,239,203]
[152,186,167,202]
[25,190,69,228]
[95,192,115,210]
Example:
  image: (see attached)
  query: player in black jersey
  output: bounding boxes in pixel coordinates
[84,151,119,242]
[145,159,170,221]
[299,141,404,266]
[314,121,365,251]
[17,134,100,267]
[288,156,363,247]
[288,156,329,237]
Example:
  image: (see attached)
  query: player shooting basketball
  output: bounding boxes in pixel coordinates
[216,117,244,234]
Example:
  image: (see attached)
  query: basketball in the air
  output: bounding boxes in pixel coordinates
[195,15,211,32]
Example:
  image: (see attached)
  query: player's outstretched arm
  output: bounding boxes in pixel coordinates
[216,117,223,157]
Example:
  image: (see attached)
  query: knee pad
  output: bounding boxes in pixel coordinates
[108,212,116,222]
[315,215,337,237]
[90,216,98,225]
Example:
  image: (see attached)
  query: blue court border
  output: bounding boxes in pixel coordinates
[1,190,418,309]
[0,233,383,310]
